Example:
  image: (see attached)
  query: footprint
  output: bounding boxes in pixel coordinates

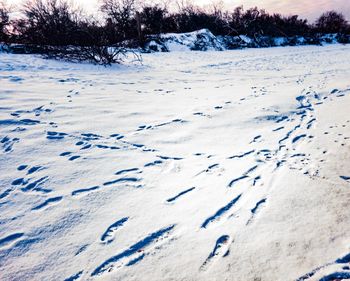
[0,233,24,248]
[1,136,20,153]
[103,177,141,186]
[64,271,83,281]
[247,198,267,225]
[292,134,307,144]
[166,187,196,203]
[228,150,255,159]
[17,165,28,171]
[12,178,27,186]
[72,186,100,197]
[144,160,163,167]
[69,156,81,161]
[340,176,350,182]
[47,131,67,140]
[228,175,249,187]
[20,119,40,125]
[200,235,231,271]
[0,188,13,199]
[115,168,139,176]
[101,217,129,244]
[21,176,48,192]
[32,196,63,210]
[319,272,350,281]
[250,135,262,143]
[27,166,44,175]
[91,224,176,276]
[201,194,241,228]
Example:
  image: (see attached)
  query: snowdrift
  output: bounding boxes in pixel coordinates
[142,29,350,52]
[144,29,225,52]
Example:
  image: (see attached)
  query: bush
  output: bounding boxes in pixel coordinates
[140,5,167,35]
[7,0,141,65]
[0,1,9,43]
[315,11,348,34]
[101,0,137,43]
[12,0,85,45]
[41,45,132,65]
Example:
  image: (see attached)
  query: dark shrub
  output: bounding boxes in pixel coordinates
[0,1,9,43]
[101,0,137,43]
[315,11,348,34]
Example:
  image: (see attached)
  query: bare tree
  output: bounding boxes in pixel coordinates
[0,1,9,43]
[9,0,141,65]
[100,0,136,42]
[13,0,82,45]
[315,11,348,34]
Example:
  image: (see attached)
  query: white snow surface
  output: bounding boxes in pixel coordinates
[1,45,350,281]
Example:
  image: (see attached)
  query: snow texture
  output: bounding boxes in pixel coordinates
[1,44,350,281]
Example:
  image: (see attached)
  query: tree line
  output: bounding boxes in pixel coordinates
[0,0,349,64]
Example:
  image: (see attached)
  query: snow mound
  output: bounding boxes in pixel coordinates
[142,30,350,53]
[144,29,225,52]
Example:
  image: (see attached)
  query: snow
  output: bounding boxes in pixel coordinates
[1,45,350,281]
[142,29,349,52]
[145,29,225,52]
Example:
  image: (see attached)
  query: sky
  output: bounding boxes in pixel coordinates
[7,0,350,22]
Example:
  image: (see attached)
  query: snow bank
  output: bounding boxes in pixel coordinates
[142,29,350,52]
[144,29,225,52]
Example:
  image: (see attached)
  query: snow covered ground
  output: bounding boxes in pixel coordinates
[1,45,350,281]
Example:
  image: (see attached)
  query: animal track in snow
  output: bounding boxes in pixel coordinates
[46,131,68,140]
[72,186,100,196]
[31,196,63,210]
[228,165,259,187]
[296,251,350,281]
[27,166,45,175]
[1,136,19,153]
[228,150,255,159]
[144,160,163,167]
[64,271,83,281]
[201,194,242,228]
[21,176,49,193]
[166,187,196,203]
[115,168,140,175]
[247,198,267,225]
[200,235,231,271]
[340,176,350,182]
[103,177,141,186]
[136,119,186,132]
[91,224,176,276]
[0,233,24,248]
[292,134,307,144]
[100,217,129,244]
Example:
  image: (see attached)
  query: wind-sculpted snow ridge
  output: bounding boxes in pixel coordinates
[1,45,350,281]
